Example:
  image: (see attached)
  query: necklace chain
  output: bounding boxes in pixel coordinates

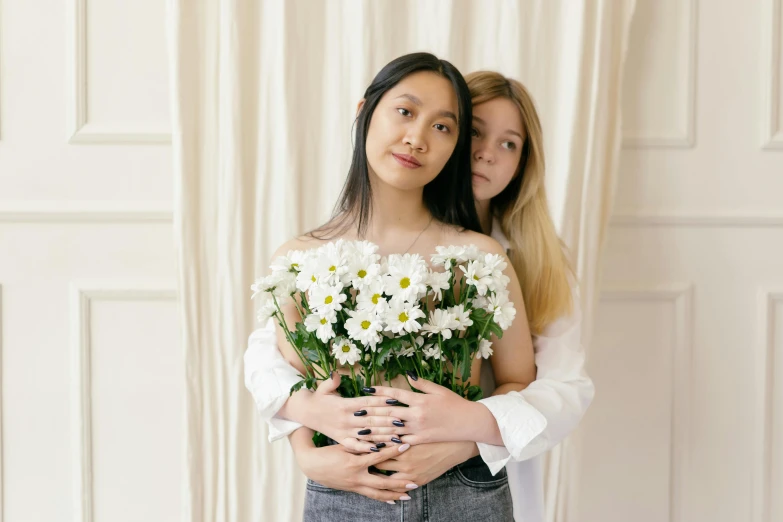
[403,215,434,254]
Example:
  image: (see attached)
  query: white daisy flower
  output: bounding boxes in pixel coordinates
[251,271,296,301]
[422,343,443,360]
[486,291,517,330]
[345,309,383,350]
[460,244,482,262]
[431,245,465,269]
[448,304,474,330]
[344,257,381,290]
[482,253,510,292]
[304,310,337,343]
[460,260,494,296]
[356,280,389,315]
[395,336,422,358]
[313,241,349,285]
[421,309,459,340]
[384,253,429,303]
[295,262,320,293]
[427,270,451,301]
[309,283,347,314]
[256,301,277,324]
[346,240,381,260]
[476,339,494,359]
[332,337,361,366]
[384,302,426,334]
[271,250,309,273]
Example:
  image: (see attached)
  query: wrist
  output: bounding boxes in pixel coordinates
[465,401,502,445]
[278,389,313,424]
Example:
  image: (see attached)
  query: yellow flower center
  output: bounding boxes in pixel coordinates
[400,277,411,289]
[398,312,409,322]
[371,294,380,305]
[325,296,333,304]
[329,265,336,272]
[342,345,350,353]
[291,263,299,269]
[358,269,367,278]
[473,275,480,280]
[320,318,327,325]
[311,275,316,282]
[361,320,371,330]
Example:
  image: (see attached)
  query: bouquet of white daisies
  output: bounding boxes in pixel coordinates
[252,239,516,404]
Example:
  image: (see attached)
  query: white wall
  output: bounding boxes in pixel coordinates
[578,1,783,522]
[0,1,180,522]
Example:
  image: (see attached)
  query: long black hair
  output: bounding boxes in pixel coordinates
[316,52,481,237]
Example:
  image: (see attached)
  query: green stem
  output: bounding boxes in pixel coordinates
[349,365,361,396]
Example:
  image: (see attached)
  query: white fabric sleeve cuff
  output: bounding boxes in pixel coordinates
[476,393,548,474]
[243,320,305,442]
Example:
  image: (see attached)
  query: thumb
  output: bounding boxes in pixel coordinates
[405,372,445,395]
[315,370,341,395]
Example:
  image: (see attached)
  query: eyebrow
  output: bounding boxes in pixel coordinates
[472,116,524,140]
[395,94,458,123]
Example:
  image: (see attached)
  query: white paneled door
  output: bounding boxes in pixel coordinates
[0,1,179,522]
[578,1,783,522]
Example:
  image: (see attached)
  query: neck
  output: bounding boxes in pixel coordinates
[365,174,432,237]
[476,198,493,235]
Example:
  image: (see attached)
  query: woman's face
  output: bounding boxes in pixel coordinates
[470,98,526,202]
[363,71,460,192]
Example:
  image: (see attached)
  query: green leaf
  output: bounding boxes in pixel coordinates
[460,338,472,382]
[289,379,306,396]
[312,431,329,448]
[466,385,483,402]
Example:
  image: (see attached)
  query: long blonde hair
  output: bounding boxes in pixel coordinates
[466,71,573,334]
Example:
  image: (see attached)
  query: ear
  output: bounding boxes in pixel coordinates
[356,98,366,117]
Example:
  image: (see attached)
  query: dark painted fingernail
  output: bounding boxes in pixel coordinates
[391,437,402,444]
[330,370,336,378]
[362,387,376,393]
[370,446,380,452]
[375,443,386,448]
[358,428,372,435]
[386,399,399,405]
[406,371,418,381]
[354,410,367,416]
[392,420,405,427]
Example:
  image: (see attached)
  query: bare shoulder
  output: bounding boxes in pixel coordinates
[438,224,506,256]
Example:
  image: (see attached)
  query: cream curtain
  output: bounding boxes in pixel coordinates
[167,1,635,521]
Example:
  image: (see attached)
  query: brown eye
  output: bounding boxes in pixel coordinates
[397,108,412,117]
[434,123,450,133]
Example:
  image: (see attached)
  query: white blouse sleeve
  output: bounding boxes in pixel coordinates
[243,319,305,442]
[476,289,595,475]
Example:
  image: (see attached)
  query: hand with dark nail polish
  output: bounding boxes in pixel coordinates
[375,443,386,448]
[362,387,376,393]
[370,446,380,452]
[386,399,399,405]
[392,420,405,427]
[358,428,372,435]
[354,410,367,416]
[406,371,418,381]
[391,437,402,444]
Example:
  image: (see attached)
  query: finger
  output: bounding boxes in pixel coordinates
[367,385,421,404]
[360,441,411,467]
[353,486,410,504]
[372,458,402,472]
[315,371,341,396]
[398,434,424,445]
[355,427,408,440]
[363,473,419,494]
[349,395,403,409]
[353,415,406,429]
[404,374,449,395]
[363,433,405,444]
[339,438,380,454]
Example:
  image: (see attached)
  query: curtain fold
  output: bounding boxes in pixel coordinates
[167,2,635,521]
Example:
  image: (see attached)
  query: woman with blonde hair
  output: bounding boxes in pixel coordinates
[245,69,594,521]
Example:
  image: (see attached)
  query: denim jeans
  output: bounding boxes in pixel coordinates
[303,455,514,522]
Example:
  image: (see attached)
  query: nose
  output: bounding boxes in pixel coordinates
[403,123,427,152]
[473,144,494,164]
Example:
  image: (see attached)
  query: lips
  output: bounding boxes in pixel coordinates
[392,153,422,169]
[472,172,490,182]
